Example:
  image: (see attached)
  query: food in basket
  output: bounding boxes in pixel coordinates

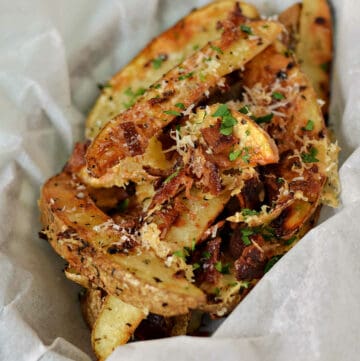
[39,1,339,359]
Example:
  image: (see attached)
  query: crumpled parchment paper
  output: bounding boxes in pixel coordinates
[0,0,359,360]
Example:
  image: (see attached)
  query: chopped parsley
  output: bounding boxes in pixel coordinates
[272,92,285,100]
[264,255,283,273]
[241,147,251,163]
[153,84,161,89]
[229,149,241,162]
[210,44,223,54]
[239,105,250,114]
[213,287,221,296]
[242,208,259,217]
[175,102,186,110]
[199,72,206,82]
[302,119,314,131]
[240,281,250,289]
[202,251,211,260]
[123,87,146,109]
[212,104,238,135]
[241,228,254,246]
[117,198,129,212]
[173,249,186,260]
[215,261,230,274]
[228,281,238,287]
[164,169,180,183]
[163,110,181,116]
[285,236,297,246]
[277,177,285,184]
[193,44,200,51]
[240,24,253,35]
[178,71,194,80]
[192,262,201,271]
[251,113,274,124]
[152,55,167,69]
[301,147,319,163]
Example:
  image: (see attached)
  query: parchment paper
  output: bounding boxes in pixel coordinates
[0,0,359,360]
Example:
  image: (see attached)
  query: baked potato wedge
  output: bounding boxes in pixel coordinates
[92,295,146,361]
[39,171,206,316]
[296,0,332,118]
[85,19,283,178]
[80,288,105,329]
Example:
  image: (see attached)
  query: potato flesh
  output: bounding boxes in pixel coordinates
[92,295,146,361]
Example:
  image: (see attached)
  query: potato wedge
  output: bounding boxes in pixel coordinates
[80,288,105,329]
[86,1,260,140]
[92,295,146,361]
[85,20,282,178]
[278,3,301,50]
[296,0,333,118]
[40,172,205,316]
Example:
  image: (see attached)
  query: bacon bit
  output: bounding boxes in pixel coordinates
[198,237,222,284]
[149,169,192,209]
[152,198,188,238]
[120,122,143,156]
[234,244,267,280]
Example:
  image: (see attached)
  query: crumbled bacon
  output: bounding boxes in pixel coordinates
[234,242,267,280]
[149,169,193,209]
[152,198,188,238]
[198,237,222,284]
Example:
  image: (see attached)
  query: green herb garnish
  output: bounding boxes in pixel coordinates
[152,56,165,69]
[272,92,285,100]
[175,103,186,110]
[239,105,250,114]
[264,255,283,273]
[229,149,241,162]
[212,104,238,135]
[251,113,274,124]
[215,261,231,274]
[301,147,319,163]
[210,44,223,54]
[123,87,146,109]
[242,208,259,217]
[302,119,314,131]
[178,72,194,80]
[202,251,211,260]
[240,24,253,35]
[117,198,129,212]
[163,110,181,116]
[164,169,180,183]
[241,228,254,246]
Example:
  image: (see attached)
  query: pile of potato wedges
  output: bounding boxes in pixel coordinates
[39,1,339,359]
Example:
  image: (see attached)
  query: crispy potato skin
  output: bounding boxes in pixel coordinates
[40,172,205,316]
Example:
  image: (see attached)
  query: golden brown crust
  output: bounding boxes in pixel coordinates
[39,172,205,316]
